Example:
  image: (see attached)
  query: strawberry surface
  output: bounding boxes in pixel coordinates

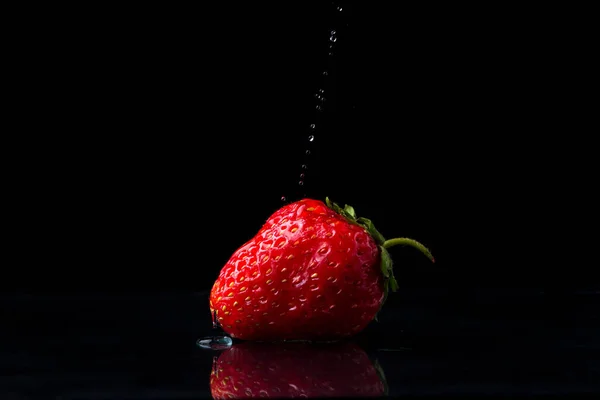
[210,341,386,398]
[209,198,433,341]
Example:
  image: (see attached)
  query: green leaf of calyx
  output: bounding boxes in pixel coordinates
[329,199,344,215]
[389,274,399,292]
[326,197,359,224]
[343,204,356,219]
[375,245,399,321]
[356,217,386,246]
[380,246,392,278]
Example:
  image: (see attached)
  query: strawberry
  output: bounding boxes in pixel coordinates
[209,197,433,341]
[210,341,387,398]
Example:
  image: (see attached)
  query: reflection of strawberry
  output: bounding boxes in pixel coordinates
[210,197,433,341]
[210,341,386,399]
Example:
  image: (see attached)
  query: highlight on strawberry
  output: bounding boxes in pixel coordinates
[210,341,387,398]
[209,197,434,341]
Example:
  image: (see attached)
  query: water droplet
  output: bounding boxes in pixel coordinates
[197,336,233,351]
[314,93,321,100]
[337,6,343,11]
[212,310,220,329]
[329,36,337,43]
[305,150,311,155]
[330,30,336,36]
[300,173,305,179]
[308,135,314,142]
[281,196,287,202]
[318,89,325,94]
[316,105,323,112]
[328,52,334,56]
[309,123,316,131]
[299,181,304,186]
[301,164,308,170]
[323,71,328,76]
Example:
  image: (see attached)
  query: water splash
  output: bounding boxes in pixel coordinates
[212,310,220,329]
[197,336,233,350]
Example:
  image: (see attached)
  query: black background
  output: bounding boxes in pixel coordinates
[8,2,597,292]
[3,2,599,398]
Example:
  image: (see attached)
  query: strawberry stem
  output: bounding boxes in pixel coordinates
[383,238,435,263]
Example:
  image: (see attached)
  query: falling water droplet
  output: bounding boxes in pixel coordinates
[301,164,308,170]
[299,181,304,186]
[329,30,337,44]
[300,173,305,179]
[323,71,328,76]
[319,89,325,94]
[309,123,316,131]
[308,135,314,142]
[314,93,321,100]
[337,6,343,11]
[197,336,233,351]
[316,104,323,112]
[281,196,287,202]
[328,52,334,56]
[305,150,311,156]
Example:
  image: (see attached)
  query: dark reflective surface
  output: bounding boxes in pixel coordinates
[2,290,599,398]
[208,341,386,398]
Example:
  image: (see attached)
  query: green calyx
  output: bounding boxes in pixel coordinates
[325,197,435,319]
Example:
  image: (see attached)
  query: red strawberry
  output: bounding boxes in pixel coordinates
[210,341,387,398]
[209,197,433,341]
